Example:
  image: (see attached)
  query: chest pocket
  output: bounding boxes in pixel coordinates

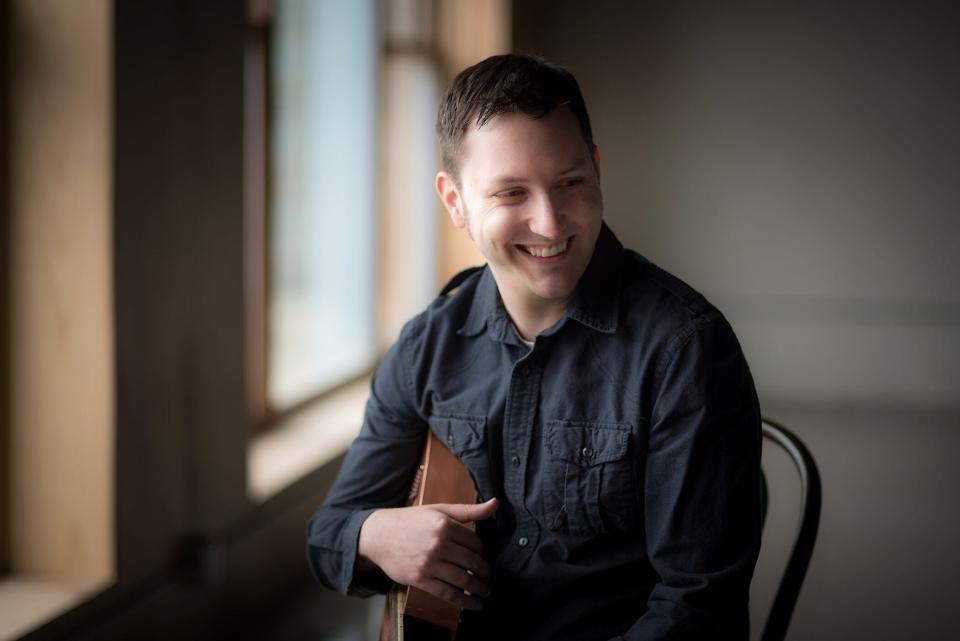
[543,420,640,537]
[427,413,493,503]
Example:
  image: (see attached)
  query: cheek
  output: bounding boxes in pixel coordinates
[479,210,520,248]
[569,185,603,211]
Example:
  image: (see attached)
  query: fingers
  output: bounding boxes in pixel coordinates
[419,570,486,611]
[409,511,493,607]
[433,561,493,599]
[407,540,491,609]
[442,538,492,581]
[432,497,499,524]
[443,519,484,555]
[428,515,492,580]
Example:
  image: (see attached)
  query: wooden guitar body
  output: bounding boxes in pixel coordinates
[380,429,479,641]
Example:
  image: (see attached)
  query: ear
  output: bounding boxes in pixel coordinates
[436,171,466,228]
[591,144,602,180]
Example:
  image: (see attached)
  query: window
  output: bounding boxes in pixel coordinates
[265,0,380,413]
[246,0,451,428]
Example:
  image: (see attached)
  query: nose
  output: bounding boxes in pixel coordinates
[528,192,565,240]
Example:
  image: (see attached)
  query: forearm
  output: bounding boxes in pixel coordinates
[611,615,745,641]
[355,508,386,575]
[610,569,753,640]
[306,505,391,596]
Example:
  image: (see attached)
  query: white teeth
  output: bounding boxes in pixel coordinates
[523,239,569,257]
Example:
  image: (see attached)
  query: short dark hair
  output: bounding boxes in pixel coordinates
[436,53,594,179]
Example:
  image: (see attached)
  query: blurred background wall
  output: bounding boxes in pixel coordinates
[517,0,960,409]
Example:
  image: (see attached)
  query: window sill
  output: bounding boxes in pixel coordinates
[0,576,109,641]
[247,375,371,502]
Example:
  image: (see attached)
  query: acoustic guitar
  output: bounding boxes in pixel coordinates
[379,429,479,641]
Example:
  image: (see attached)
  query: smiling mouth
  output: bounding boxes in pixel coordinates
[518,236,572,258]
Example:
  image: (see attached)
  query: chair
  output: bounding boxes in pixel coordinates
[758,418,822,641]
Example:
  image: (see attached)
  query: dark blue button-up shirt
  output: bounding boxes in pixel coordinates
[306,223,762,640]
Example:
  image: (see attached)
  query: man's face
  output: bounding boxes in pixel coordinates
[437,106,603,311]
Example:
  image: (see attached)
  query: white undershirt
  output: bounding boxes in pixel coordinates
[512,323,535,350]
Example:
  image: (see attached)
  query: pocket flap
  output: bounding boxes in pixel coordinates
[428,413,486,455]
[545,420,630,465]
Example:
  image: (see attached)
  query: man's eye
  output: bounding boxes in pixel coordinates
[496,189,525,199]
[560,177,584,188]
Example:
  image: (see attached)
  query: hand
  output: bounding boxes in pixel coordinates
[358,497,499,610]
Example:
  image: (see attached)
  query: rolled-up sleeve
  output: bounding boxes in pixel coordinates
[305,319,427,597]
[619,312,763,640]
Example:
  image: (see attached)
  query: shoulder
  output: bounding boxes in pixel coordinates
[395,265,487,353]
[375,267,487,414]
[616,249,736,364]
[621,249,722,324]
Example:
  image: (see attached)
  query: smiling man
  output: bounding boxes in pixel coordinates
[435,97,603,344]
[306,54,763,641]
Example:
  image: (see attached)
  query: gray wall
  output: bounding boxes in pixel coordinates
[515,1,960,640]
[516,0,960,409]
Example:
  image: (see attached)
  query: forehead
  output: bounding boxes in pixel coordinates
[458,107,590,181]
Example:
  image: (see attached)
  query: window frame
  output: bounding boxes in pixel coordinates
[0,0,11,579]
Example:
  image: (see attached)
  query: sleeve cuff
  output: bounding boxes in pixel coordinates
[341,508,394,597]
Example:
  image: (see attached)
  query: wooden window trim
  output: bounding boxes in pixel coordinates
[0,0,11,578]
[244,14,270,428]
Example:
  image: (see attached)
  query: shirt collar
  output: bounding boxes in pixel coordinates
[457,222,623,339]
[565,222,623,334]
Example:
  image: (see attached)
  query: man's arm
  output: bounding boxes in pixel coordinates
[304,328,426,597]
[618,313,763,640]
[304,320,495,607]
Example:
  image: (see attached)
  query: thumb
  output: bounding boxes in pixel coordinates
[432,497,499,523]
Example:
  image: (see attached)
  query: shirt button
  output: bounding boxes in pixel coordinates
[518,536,529,547]
[582,447,593,458]
[447,434,454,446]
[511,455,520,467]
[519,365,531,377]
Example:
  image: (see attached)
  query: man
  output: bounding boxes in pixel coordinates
[306,54,762,640]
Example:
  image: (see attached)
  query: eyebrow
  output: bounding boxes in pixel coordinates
[489,175,526,185]
[555,159,590,175]
[488,160,590,186]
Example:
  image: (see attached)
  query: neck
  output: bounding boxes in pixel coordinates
[499,288,570,342]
